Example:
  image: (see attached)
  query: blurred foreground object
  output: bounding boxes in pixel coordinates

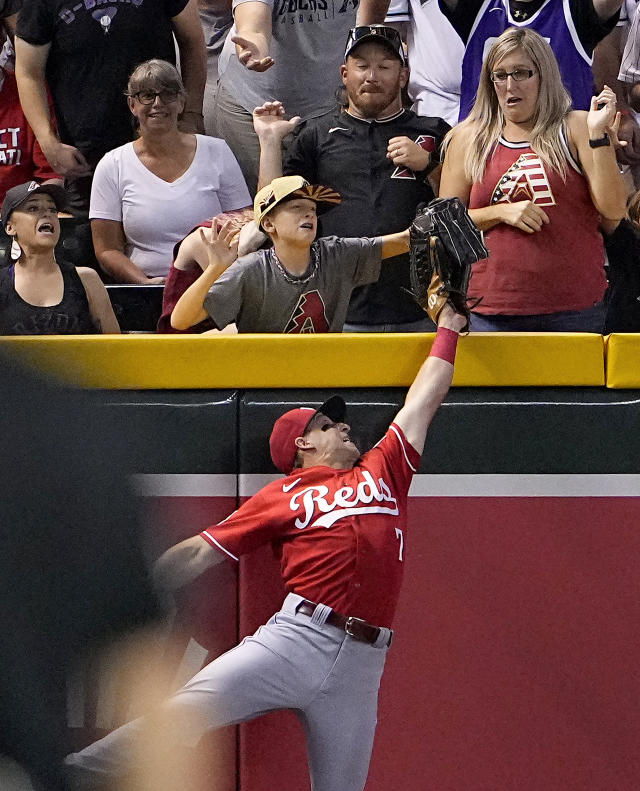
[0,354,160,790]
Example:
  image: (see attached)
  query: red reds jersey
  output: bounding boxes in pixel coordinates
[200,423,420,627]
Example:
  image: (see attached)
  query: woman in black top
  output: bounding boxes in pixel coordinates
[0,181,119,334]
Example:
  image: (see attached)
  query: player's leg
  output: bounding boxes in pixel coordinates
[300,628,391,791]
[65,611,317,787]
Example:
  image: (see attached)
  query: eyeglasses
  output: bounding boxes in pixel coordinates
[345,25,406,64]
[130,90,180,105]
[490,68,536,83]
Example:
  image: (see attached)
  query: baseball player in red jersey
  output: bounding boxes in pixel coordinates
[65,306,466,791]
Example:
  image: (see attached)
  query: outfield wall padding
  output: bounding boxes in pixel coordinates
[606,333,640,388]
[237,389,640,791]
[12,345,634,789]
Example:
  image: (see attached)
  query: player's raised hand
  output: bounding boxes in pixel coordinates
[199,219,239,271]
[232,34,274,72]
[253,101,301,141]
[438,302,467,333]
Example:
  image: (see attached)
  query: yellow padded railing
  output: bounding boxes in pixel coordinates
[0,333,606,389]
[606,334,640,388]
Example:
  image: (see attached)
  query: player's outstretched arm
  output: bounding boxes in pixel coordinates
[154,536,224,592]
[393,305,466,455]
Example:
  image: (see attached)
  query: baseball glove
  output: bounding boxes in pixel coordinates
[409,197,488,333]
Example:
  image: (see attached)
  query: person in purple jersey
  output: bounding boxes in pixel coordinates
[439,0,623,120]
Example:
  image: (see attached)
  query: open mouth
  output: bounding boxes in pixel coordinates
[506,96,521,106]
[37,221,55,234]
[300,222,314,230]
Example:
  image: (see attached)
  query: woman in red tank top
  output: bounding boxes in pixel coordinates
[439,28,627,331]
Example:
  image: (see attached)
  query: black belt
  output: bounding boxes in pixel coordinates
[297,599,389,646]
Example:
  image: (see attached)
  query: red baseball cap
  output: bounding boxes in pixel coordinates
[269,395,346,474]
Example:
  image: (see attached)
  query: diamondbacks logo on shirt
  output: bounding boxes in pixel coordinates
[491,152,556,206]
[284,290,330,333]
[391,135,436,180]
[289,470,399,530]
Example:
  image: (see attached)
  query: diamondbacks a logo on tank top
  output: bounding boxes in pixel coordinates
[288,470,399,530]
[491,153,556,206]
[284,290,330,333]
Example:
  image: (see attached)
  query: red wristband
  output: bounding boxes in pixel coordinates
[429,326,459,365]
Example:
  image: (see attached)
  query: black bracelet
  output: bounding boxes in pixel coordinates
[588,133,610,149]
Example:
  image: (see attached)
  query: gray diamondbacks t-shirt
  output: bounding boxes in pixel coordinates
[218,0,358,117]
[203,236,382,333]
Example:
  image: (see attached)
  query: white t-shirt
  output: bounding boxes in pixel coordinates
[620,1,640,83]
[90,135,251,277]
[385,0,463,126]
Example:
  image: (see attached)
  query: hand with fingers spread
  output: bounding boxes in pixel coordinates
[199,219,240,272]
[232,34,274,72]
[387,136,432,172]
[497,200,550,234]
[253,101,301,142]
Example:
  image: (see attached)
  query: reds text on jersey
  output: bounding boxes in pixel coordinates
[200,424,420,627]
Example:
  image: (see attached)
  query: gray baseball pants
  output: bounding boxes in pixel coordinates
[65,593,392,791]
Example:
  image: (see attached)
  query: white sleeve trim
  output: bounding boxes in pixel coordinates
[389,424,418,473]
[201,530,239,562]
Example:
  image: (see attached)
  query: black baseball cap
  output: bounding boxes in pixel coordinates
[344,25,407,66]
[1,181,68,229]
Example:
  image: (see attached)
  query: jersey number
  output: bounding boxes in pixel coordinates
[395,528,404,561]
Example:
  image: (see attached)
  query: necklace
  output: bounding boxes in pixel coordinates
[270,244,319,285]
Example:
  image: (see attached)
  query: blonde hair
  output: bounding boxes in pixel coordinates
[443,28,572,183]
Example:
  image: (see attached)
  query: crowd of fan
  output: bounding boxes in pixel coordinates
[1,0,640,335]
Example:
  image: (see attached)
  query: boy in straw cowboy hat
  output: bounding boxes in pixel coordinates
[170,175,410,333]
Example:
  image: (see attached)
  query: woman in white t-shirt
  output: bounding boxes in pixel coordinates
[90,60,251,284]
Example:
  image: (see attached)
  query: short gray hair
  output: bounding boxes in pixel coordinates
[127,59,186,100]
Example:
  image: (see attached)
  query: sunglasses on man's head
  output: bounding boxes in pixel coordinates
[345,25,404,61]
